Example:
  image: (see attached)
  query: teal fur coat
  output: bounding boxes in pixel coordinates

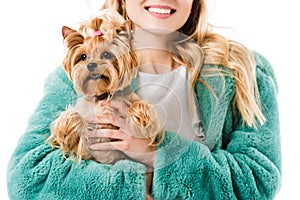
[7,52,281,199]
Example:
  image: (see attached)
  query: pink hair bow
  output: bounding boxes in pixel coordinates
[94,30,103,36]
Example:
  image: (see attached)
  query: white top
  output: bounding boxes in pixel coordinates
[135,66,205,142]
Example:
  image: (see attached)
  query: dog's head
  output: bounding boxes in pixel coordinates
[62,10,139,99]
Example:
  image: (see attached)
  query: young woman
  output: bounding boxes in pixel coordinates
[7,0,281,199]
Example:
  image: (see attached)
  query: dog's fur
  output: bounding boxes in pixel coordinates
[47,9,163,165]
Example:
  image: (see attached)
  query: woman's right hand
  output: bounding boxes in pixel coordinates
[88,99,157,168]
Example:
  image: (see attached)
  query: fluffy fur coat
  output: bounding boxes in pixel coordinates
[7,52,281,199]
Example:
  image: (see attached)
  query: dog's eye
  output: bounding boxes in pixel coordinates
[81,54,87,61]
[100,51,113,60]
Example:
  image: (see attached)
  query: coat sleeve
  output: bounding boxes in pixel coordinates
[151,52,281,200]
[7,66,147,200]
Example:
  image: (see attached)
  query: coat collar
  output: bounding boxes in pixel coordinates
[195,65,235,150]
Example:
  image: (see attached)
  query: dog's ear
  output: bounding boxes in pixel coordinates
[62,26,76,39]
[62,26,84,49]
[62,26,85,80]
[122,20,132,33]
[117,20,132,39]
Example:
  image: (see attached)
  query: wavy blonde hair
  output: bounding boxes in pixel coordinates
[102,0,265,128]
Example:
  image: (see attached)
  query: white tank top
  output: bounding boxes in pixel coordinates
[135,66,205,142]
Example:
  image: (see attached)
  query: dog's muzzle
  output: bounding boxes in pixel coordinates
[87,62,109,81]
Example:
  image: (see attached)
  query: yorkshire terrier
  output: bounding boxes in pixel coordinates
[47,9,163,165]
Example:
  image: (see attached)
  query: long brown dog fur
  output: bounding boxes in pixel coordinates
[47,9,163,164]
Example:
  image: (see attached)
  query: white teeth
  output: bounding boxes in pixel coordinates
[148,7,171,14]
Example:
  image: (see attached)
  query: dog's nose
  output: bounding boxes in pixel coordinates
[87,62,97,72]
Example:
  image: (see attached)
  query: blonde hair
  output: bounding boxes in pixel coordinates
[102,0,266,128]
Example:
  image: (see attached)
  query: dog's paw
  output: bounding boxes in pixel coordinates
[128,102,163,140]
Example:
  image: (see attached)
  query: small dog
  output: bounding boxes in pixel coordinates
[47,9,163,165]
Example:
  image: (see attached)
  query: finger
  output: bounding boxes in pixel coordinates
[95,114,115,124]
[99,99,129,117]
[88,129,127,140]
[87,123,119,132]
[95,114,126,128]
[89,140,128,151]
[87,119,101,124]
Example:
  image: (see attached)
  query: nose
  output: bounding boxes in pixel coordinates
[87,62,97,72]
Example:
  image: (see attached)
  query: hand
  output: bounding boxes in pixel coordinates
[88,99,157,167]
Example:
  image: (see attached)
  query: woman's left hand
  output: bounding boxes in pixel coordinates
[88,99,156,167]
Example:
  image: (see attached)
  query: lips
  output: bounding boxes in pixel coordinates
[145,5,176,16]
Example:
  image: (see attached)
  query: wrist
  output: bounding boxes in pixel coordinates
[127,147,156,169]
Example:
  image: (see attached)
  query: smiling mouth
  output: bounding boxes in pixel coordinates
[145,6,176,15]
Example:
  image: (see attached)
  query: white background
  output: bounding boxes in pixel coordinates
[1,0,299,199]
